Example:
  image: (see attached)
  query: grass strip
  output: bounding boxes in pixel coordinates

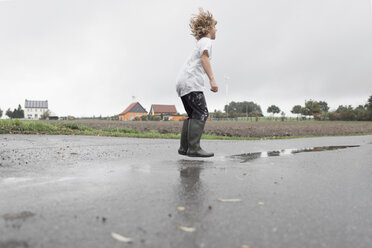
[1,119,372,140]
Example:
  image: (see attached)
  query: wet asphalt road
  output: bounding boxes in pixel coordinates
[1,134,372,248]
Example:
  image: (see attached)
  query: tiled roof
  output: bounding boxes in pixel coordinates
[151,104,177,114]
[120,102,147,115]
[25,100,48,108]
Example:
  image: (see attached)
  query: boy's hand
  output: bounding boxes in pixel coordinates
[210,79,218,93]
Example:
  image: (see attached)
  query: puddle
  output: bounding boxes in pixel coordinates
[231,145,360,163]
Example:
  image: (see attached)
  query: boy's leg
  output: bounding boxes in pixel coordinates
[182,92,209,121]
[182,92,213,157]
[178,118,189,155]
[178,97,193,155]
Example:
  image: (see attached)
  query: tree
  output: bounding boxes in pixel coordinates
[291,105,302,119]
[368,95,372,110]
[6,108,13,119]
[226,110,236,118]
[280,111,286,121]
[0,108,2,118]
[40,110,51,120]
[11,104,24,119]
[267,105,280,117]
[300,107,311,118]
[336,105,355,121]
[336,105,353,113]
[318,101,329,112]
[212,110,226,118]
[367,95,372,121]
[368,95,372,120]
[305,100,321,115]
[18,104,24,118]
[224,101,263,117]
[4,105,24,119]
[354,105,369,121]
[291,105,302,115]
[300,100,321,118]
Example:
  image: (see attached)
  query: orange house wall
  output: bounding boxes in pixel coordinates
[169,116,188,121]
[168,116,210,121]
[119,112,147,120]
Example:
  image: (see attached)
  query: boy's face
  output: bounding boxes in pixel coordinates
[208,24,217,40]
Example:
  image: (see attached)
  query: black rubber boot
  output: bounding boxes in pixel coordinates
[178,119,189,155]
[187,119,214,157]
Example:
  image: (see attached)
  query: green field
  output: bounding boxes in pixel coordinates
[0,119,251,140]
[1,119,372,140]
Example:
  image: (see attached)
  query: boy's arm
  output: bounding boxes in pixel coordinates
[201,50,218,93]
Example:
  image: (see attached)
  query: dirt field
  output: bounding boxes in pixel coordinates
[48,120,372,138]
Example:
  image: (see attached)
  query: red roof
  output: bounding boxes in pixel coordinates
[151,104,177,114]
[120,102,147,115]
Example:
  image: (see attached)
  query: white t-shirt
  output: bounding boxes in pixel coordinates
[176,37,212,97]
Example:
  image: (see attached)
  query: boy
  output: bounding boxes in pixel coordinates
[176,9,218,157]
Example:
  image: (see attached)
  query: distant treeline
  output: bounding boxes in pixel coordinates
[2,95,371,121]
[0,105,24,119]
[211,95,372,121]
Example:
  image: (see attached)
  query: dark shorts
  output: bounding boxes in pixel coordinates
[181,92,209,121]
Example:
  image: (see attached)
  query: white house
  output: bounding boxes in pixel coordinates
[24,100,49,120]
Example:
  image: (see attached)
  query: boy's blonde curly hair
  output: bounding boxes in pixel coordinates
[189,8,217,40]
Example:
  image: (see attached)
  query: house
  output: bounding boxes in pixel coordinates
[149,104,177,116]
[119,102,147,120]
[149,104,187,121]
[24,100,49,120]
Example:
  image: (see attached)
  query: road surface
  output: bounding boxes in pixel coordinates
[1,134,372,248]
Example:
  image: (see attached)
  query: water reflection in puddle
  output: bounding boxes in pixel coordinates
[231,145,360,163]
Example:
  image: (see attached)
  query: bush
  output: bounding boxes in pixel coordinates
[134,115,161,121]
[56,122,93,131]
[40,110,51,120]
[102,127,140,134]
[328,112,338,121]
[148,115,161,121]
[355,109,369,121]
[339,111,356,121]
[58,122,79,129]
[313,113,321,120]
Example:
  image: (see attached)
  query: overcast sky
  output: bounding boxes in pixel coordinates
[1,0,371,117]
